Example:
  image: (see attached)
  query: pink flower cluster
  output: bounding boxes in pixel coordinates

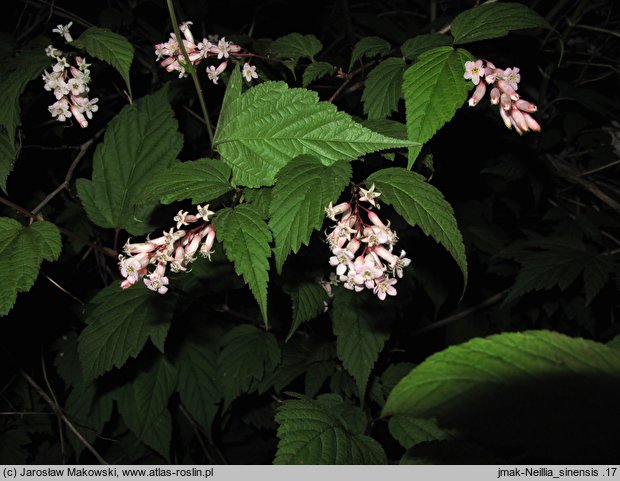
[464,59,540,134]
[118,205,217,294]
[325,184,411,301]
[155,22,258,84]
[43,23,98,128]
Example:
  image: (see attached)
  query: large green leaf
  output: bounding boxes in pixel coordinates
[503,239,613,305]
[138,158,233,205]
[176,342,221,430]
[115,356,177,460]
[213,81,415,187]
[0,42,50,141]
[217,324,280,409]
[451,2,550,45]
[383,330,620,461]
[400,34,452,60]
[214,204,272,323]
[275,396,386,464]
[71,26,134,94]
[349,36,391,69]
[332,289,390,400]
[76,88,182,234]
[77,284,175,379]
[388,415,455,449]
[367,168,467,287]
[403,46,473,167]
[285,281,330,341]
[268,155,351,271]
[0,218,61,316]
[0,128,16,194]
[362,57,406,120]
[269,33,322,62]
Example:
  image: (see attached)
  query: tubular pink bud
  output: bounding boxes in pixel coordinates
[499,107,513,129]
[510,107,529,132]
[497,80,519,101]
[346,238,361,254]
[69,104,88,128]
[500,93,512,111]
[468,81,486,107]
[515,99,537,112]
[367,211,386,228]
[522,112,541,131]
[490,87,500,105]
[120,279,133,289]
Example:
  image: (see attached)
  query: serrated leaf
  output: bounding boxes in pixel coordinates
[0,218,61,316]
[77,284,175,379]
[216,65,242,140]
[275,397,386,464]
[214,204,272,323]
[349,36,392,69]
[451,3,550,45]
[403,46,474,167]
[115,356,177,460]
[285,281,330,341]
[503,240,612,305]
[382,330,620,460]
[388,415,455,449]
[305,361,336,397]
[381,362,416,399]
[176,342,220,430]
[362,57,406,120]
[0,128,16,193]
[0,42,50,141]
[242,187,272,219]
[362,119,407,140]
[269,33,322,66]
[332,289,390,400]
[138,158,232,205]
[261,339,311,393]
[217,324,280,409]
[213,81,416,187]
[367,168,467,287]
[400,34,453,60]
[269,155,351,271]
[302,62,336,87]
[72,26,134,94]
[77,88,182,234]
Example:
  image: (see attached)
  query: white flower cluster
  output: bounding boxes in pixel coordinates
[324,184,411,301]
[155,21,258,84]
[118,205,216,294]
[43,23,98,128]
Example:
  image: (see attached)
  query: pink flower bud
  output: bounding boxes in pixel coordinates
[490,87,500,105]
[515,99,537,112]
[497,80,519,101]
[500,93,512,111]
[367,211,386,228]
[120,279,133,289]
[69,104,88,128]
[510,107,529,132]
[499,106,513,129]
[522,112,541,132]
[468,81,486,107]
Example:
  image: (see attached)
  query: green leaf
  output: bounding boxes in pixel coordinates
[269,33,322,65]
[138,158,232,205]
[214,204,272,323]
[332,289,390,400]
[72,26,134,94]
[176,342,220,430]
[362,57,406,120]
[367,168,468,287]
[503,240,613,305]
[388,415,455,449]
[302,62,336,87]
[242,187,272,219]
[260,338,311,393]
[217,324,280,409]
[268,155,352,271]
[451,3,551,45]
[215,65,243,140]
[0,42,50,141]
[77,284,175,379]
[362,119,407,140]
[77,88,182,234]
[285,281,330,341]
[0,128,17,193]
[400,34,453,60]
[275,396,386,464]
[213,81,416,187]
[115,356,177,460]
[349,36,392,69]
[403,46,474,167]
[382,330,620,460]
[0,219,61,316]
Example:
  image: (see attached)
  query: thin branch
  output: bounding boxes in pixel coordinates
[412,291,507,335]
[578,159,620,177]
[40,272,85,305]
[329,60,378,103]
[41,352,66,463]
[31,128,104,216]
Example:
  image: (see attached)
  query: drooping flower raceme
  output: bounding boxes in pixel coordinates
[118,205,217,294]
[43,23,98,128]
[154,22,258,85]
[464,59,540,135]
[324,184,411,301]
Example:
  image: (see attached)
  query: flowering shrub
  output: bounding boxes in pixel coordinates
[1,0,619,466]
